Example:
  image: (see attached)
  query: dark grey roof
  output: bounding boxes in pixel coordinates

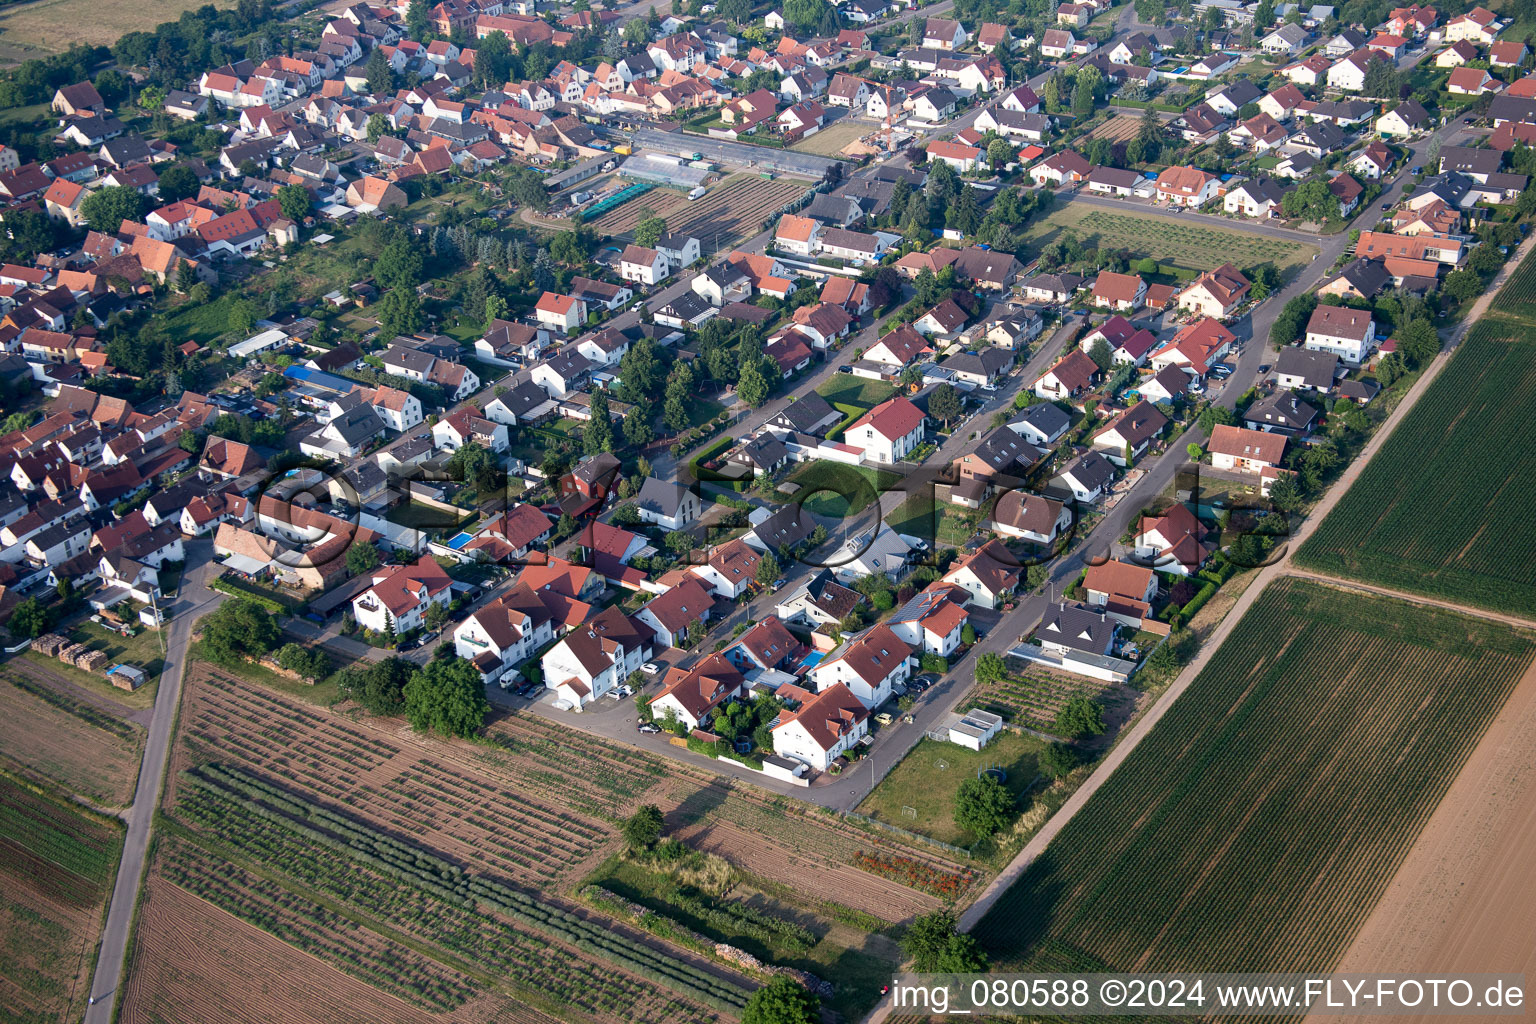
[499,379,555,418]
[1439,145,1502,177]
[1010,401,1070,441]
[658,291,712,322]
[540,347,593,380]
[636,476,690,518]
[1237,176,1289,205]
[1060,450,1115,490]
[734,432,788,469]
[1037,600,1116,655]
[1244,390,1318,432]
[1328,258,1391,299]
[1214,78,1262,108]
[1023,272,1085,294]
[944,347,1012,379]
[382,344,436,375]
[750,503,817,552]
[772,391,839,434]
[1275,346,1339,388]
[1388,98,1430,126]
[1489,95,1536,125]
[965,427,1041,475]
[328,403,385,445]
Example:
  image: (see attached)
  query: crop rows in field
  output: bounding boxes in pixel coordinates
[590,174,807,243]
[181,678,612,885]
[1068,209,1312,271]
[1486,243,1536,324]
[968,668,1126,730]
[1296,317,1536,615]
[479,714,672,817]
[159,836,479,1013]
[0,778,119,907]
[974,579,1536,973]
[176,764,745,1021]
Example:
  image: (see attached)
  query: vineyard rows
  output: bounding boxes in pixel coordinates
[967,669,1127,731]
[974,580,1536,973]
[1296,310,1536,615]
[177,764,748,1020]
[479,716,672,818]
[160,836,480,1013]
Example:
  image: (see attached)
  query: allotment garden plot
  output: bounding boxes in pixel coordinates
[965,663,1138,733]
[1297,314,1536,616]
[973,578,1536,974]
[589,173,809,247]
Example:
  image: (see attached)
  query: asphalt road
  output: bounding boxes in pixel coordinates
[83,540,227,1024]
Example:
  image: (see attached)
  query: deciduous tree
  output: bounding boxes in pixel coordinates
[955,774,1014,837]
[403,655,488,737]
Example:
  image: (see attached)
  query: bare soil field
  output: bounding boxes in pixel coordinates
[1314,654,1536,1020]
[590,173,806,247]
[0,0,234,53]
[121,877,501,1024]
[0,673,143,805]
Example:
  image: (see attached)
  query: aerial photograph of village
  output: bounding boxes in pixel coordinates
[0,0,1532,1019]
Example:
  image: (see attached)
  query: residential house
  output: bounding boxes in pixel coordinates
[635,477,703,531]
[1177,263,1250,318]
[540,605,652,707]
[1034,348,1101,399]
[691,538,761,599]
[1208,423,1288,473]
[634,575,715,648]
[809,624,914,708]
[941,539,1023,608]
[1304,304,1376,364]
[1133,502,1208,576]
[351,555,453,634]
[847,397,926,464]
[1083,559,1157,625]
[1092,400,1169,465]
[771,683,868,772]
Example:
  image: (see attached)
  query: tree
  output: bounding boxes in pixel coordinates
[339,657,414,716]
[80,185,148,233]
[346,541,381,575]
[9,597,50,638]
[623,17,649,44]
[403,655,488,738]
[947,184,980,235]
[1198,404,1236,433]
[584,388,615,454]
[1396,317,1440,368]
[199,598,282,665]
[549,229,586,266]
[961,623,977,645]
[929,383,962,427]
[1056,696,1106,740]
[1072,74,1094,116]
[622,401,655,447]
[1088,337,1114,372]
[635,213,667,248]
[156,163,199,204]
[663,360,694,431]
[955,774,1015,838]
[1040,740,1080,778]
[987,137,1014,169]
[716,0,751,22]
[1254,0,1274,26]
[365,47,393,95]
[736,357,772,407]
[741,976,819,1024]
[1443,267,1483,303]
[377,238,425,291]
[366,112,391,143]
[1186,442,1205,461]
[277,642,331,682]
[756,551,781,586]
[277,183,310,223]
[902,911,989,972]
[474,30,513,89]
[406,0,430,38]
[975,651,1007,685]
[622,804,665,850]
[377,287,424,338]
[665,530,694,557]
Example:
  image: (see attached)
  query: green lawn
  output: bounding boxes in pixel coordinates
[859,733,1048,847]
[817,375,897,411]
[887,492,980,549]
[163,293,241,345]
[778,462,900,517]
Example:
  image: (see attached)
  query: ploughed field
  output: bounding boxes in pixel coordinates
[590,173,808,246]
[1297,268,1536,616]
[973,578,1536,976]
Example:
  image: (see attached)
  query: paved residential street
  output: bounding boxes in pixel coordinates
[83,541,226,1024]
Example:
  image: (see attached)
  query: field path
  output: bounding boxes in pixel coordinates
[953,231,1536,938]
[83,539,227,1023]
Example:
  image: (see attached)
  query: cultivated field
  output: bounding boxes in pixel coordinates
[859,734,1049,848]
[1296,310,1536,616]
[589,173,808,248]
[1085,115,1144,144]
[1020,205,1316,273]
[973,578,1536,973]
[0,0,233,52]
[124,661,966,1023]
[790,117,872,157]
[0,776,123,1024]
[965,664,1139,734]
[0,671,143,805]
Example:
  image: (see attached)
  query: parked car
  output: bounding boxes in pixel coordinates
[552,699,574,711]
[642,661,662,675]
[638,722,662,734]
[1210,362,1235,378]
[837,365,853,374]
[516,682,539,697]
